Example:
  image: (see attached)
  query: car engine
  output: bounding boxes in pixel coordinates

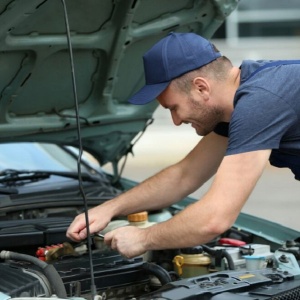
[1,207,300,300]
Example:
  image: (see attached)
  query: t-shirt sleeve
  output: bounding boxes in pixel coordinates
[226,86,297,155]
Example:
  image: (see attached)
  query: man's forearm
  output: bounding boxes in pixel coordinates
[109,163,191,217]
[143,150,271,251]
[108,133,227,218]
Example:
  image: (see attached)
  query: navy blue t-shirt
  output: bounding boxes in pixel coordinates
[214,60,300,180]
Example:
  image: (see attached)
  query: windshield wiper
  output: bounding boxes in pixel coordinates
[0,169,99,187]
[0,187,19,194]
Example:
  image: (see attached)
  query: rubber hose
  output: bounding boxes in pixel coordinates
[201,245,235,270]
[0,250,67,298]
[141,262,172,286]
[221,250,235,270]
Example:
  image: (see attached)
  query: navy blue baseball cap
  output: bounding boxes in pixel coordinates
[128,32,221,105]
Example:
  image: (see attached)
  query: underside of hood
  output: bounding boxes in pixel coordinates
[0,0,238,165]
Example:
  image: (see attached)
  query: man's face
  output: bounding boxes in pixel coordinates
[157,83,223,136]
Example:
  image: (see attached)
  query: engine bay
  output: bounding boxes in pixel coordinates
[1,208,300,300]
[1,0,299,299]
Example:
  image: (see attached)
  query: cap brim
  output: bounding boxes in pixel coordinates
[128,81,170,105]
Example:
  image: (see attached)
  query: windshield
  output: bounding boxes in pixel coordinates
[0,142,100,174]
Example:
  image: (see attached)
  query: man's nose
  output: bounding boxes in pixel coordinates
[171,111,182,126]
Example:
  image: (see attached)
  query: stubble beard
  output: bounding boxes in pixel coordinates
[189,97,223,136]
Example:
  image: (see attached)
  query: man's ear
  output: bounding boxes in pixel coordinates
[193,77,210,101]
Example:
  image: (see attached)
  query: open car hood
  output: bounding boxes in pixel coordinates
[0,0,238,165]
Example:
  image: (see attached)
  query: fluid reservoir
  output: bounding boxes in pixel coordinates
[94,219,129,251]
[127,211,156,261]
[173,246,211,278]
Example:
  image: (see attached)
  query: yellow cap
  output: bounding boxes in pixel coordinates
[127,211,148,222]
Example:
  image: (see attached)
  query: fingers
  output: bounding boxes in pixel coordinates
[104,227,147,258]
[66,204,109,242]
[67,216,149,259]
[67,217,99,242]
[66,214,85,241]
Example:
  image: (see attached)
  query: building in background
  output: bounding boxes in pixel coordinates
[214,0,300,41]
[209,0,300,66]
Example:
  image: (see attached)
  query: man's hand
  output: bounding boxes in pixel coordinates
[104,226,149,258]
[66,205,112,242]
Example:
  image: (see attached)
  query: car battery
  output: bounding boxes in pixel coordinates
[213,244,274,270]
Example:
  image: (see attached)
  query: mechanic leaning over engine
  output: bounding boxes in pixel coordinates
[67,32,300,258]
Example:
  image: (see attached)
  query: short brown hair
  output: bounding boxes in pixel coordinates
[173,55,232,94]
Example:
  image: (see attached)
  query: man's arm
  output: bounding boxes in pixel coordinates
[105,149,271,258]
[66,132,227,241]
[114,131,228,214]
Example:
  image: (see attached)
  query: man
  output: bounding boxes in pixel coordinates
[67,32,300,258]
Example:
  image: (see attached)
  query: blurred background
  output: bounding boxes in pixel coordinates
[111,0,300,231]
